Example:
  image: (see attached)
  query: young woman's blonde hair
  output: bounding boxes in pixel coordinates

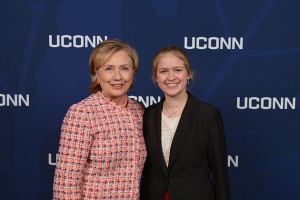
[152,45,194,83]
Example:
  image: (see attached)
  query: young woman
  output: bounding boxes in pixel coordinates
[53,39,146,199]
[141,46,230,200]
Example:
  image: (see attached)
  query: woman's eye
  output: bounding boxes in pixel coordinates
[159,70,168,74]
[174,68,183,72]
[104,67,113,71]
[121,66,129,71]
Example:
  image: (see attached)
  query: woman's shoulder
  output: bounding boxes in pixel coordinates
[188,93,220,113]
[67,93,100,112]
[128,97,145,110]
[197,99,218,110]
[144,100,162,115]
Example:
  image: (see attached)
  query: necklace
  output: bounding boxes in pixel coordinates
[164,105,184,118]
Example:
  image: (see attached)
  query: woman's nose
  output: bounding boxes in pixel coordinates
[167,71,175,80]
[113,69,122,80]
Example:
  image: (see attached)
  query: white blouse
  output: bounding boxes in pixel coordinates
[161,112,181,166]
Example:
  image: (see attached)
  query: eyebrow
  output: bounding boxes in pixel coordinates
[158,66,184,69]
[103,64,131,67]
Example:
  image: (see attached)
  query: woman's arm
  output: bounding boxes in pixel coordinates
[53,104,94,200]
[208,109,231,200]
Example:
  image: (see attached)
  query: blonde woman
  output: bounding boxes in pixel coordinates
[141,46,230,200]
[53,39,146,199]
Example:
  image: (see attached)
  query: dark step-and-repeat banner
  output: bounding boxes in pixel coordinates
[1,0,299,199]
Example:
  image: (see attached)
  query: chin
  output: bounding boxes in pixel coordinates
[117,89,130,95]
[165,92,179,97]
[113,91,126,97]
[165,89,186,97]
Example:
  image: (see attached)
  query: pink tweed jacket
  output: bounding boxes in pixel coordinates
[53,92,146,199]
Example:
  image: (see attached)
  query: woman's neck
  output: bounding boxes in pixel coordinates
[164,91,188,109]
[114,95,127,106]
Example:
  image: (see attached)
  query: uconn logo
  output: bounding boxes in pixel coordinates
[49,35,108,48]
[128,95,161,108]
[184,36,243,50]
[0,94,29,106]
[237,97,296,110]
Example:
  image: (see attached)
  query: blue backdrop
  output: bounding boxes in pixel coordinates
[1,0,300,199]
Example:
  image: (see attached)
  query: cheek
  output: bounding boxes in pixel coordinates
[124,72,134,82]
[156,79,166,88]
[96,71,103,80]
[97,72,111,82]
[156,75,166,84]
[182,75,189,83]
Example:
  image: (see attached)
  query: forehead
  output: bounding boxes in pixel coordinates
[157,53,185,68]
[104,50,131,64]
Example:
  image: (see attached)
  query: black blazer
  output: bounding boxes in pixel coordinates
[140,92,230,200]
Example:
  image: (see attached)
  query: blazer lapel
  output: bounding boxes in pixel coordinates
[149,100,168,175]
[168,93,200,169]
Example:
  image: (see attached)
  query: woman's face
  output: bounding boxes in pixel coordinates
[156,53,189,98]
[96,50,134,102]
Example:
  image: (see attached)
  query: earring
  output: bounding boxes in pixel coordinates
[187,79,190,85]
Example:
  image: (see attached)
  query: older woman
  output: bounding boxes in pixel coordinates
[53,39,146,199]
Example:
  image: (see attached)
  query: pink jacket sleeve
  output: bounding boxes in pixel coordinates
[53,104,94,199]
